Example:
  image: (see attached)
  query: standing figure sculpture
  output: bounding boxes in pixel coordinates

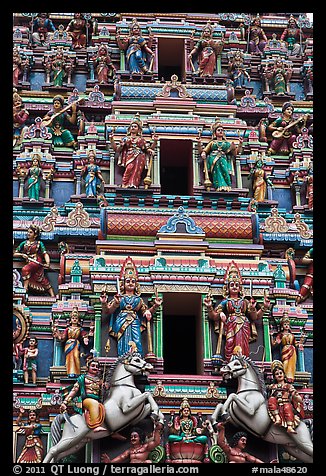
[13,46,23,86]
[49,49,67,87]
[31,13,56,47]
[296,247,313,304]
[216,422,264,463]
[81,149,105,197]
[109,114,158,188]
[42,95,78,149]
[52,307,94,378]
[188,21,224,77]
[280,15,302,57]
[267,102,307,156]
[305,163,313,210]
[265,57,292,96]
[248,15,267,56]
[267,360,305,434]
[13,89,29,147]
[117,18,154,74]
[26,153,43,201]
[66,13,90,49]
[22,337,39,384]
[13,224,55,297]
[93,44,116,84]
[16,408,44,463]
[228,50,251,88]
[100,256,162,356]
[204,261,271,362]
[199,121,243,192]
[270,312,303,383]
[249,154,274,202]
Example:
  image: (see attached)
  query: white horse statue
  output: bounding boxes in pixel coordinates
[211,354,313,463]
[43,351,164,463]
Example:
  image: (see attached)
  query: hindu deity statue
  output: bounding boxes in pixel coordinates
[41,95,78,149]
[264,57,292,96]
[66,13,91,49]
[249,154,274,202]
[93,44,116,84]
[100,256,162,356]
[296,247,313,304]
[166,398,210,463]
[31,13,56,47]
[81,149,105,197]
[13,89,29,147]
[204,261,271,362]
[188,21,224,77]
[22,337,39,384]
[15,408,44,463]
[248,14,267,56]
[52,307,95,378]
[116,18,154,74]
[198,121,243,192]
[280,15,303,56]
[228,49,251,88]
[109,113,158,188]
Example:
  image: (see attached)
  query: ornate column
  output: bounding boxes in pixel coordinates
[153,293,163,359]
[201,295,212,360]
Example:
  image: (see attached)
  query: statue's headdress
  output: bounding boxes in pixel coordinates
[222,261,244,297]
[128,112,143,133]
[271,359,284,374]
[119,256,141,295]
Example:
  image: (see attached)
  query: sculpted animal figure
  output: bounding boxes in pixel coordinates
[43,351,164,462]
[210,354,313,463]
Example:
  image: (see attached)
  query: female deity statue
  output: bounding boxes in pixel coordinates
[248,15,267,56]
[296,247,313,304]
[204,261,271,362]
[109,113,158,188]
[52,307,94,378]
[228,50,251,88]
[13,46,22,86]
[16,408,44,463]
[270,312,304,383]
[188,21,224,77]
[267,360,305,434]
[81,149,105,197]
[93,44,116,84]
[42,95,78,149]
[249,154,274,202]
[66,13,90,49]
[280,15,302,56]
[116,18,154,74]
[13,89,29,147]
[166,398,209,463]
[199,121,243,192]
[50,49,67,87]
[100,256,162,356]
[22,336,39,384]
[216,422,264,463]
[25,153,43,201]
[31,13,56,47]
[305,163,313,210]
[264,57,292,96]
[267,102,307,156]
[13,224,55,297]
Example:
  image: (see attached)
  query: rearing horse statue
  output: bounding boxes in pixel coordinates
[43,351,164,463]
[211,354,313,463]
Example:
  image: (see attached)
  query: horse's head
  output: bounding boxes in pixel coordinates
[220,356,248,380]
[123,352,153,376]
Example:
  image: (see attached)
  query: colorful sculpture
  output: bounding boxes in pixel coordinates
[81,149,105,197]
[280,15,302,56]
[101,421,163,463]
[249,154,274,202]
[93,44,116,84]
[216,422,264,463]
[43,350,164,462]
[31,13,56,47]
[248,15,267,56]
[109,114,158,188]
[166,398,209,463]
[22,336,39,384]
[13,46,23,86]
[199,121,242,192]
[296,247,313,304]
[188,21,224,77]
[228,50,250,88]
[270,312,303,383]
[16,408,44,463]
[100,256,162,356]
[267,102,307,155]
[211,353,313,463]
[52,307,94,377]
[264,57,292,95]
[117,18,154,74]
[204,261,270,361]
[267,360,305,434]
[66,13,90,49]
[13,224,55,297]
[13,89,29,147]
[42,95,78,149]
[26,153,43,201]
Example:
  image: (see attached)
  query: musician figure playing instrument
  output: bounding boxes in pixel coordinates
[267,102,308,156]
[42,95,80,149]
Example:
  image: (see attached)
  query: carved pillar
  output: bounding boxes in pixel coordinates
[263,317,272,362]
[153,141,160,186]
[153,293,163,359]
[75,169,82,195]
[193,140,200,187]
[109,149,116,185]
[44,179,51,199]
[202,295,212,359]
[18,177,25,198]
[236,158,243,188]
[297,347,305,372]
[93,302,102,355]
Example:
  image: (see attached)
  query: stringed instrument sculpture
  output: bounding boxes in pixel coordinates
[272,113,309,139]
[41,97,85,128]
